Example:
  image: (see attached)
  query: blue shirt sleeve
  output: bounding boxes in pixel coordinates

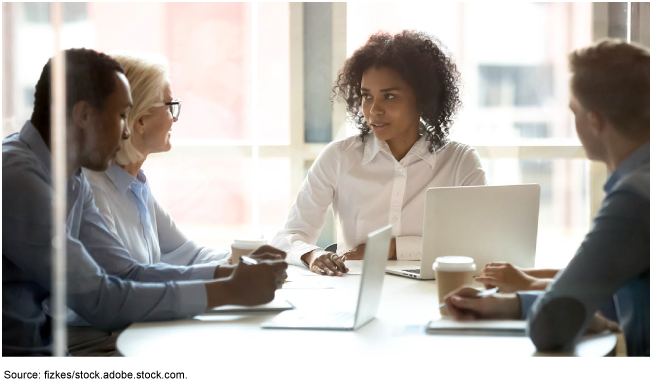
[2,165,208,332]
[517,291,543,320]
[78,175,217,282]
[151,195,230,266]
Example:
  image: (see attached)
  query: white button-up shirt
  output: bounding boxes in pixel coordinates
[83,164,230,266]
[272,133,487,266]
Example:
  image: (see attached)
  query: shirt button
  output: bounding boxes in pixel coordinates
[392,217,399,223]
[398,167,404,172]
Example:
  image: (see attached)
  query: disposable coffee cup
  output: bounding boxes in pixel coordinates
[433,256,477,315]
[230,238,268,264]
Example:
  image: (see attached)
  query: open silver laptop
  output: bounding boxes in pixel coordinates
[261,225,392,331]
[386,184,540,280]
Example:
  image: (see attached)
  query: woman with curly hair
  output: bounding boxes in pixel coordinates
[272,30,487,276]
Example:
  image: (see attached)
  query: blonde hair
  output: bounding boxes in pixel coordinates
[569,38,650,137]
[109,52,170,165]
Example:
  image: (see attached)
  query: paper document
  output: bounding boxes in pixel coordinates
[426,319,527,336]
[205,299,294,313]
[291,260,363,276]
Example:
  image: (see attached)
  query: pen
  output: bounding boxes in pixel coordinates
[240,255,258,265]
[336,254,347,273]
[438,287,499,310]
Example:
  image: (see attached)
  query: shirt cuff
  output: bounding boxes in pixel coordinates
[188,264,217,281]
[517,291,543,320]
[176,281,208,315]
[395,236,422,260]
[286,242,321,266]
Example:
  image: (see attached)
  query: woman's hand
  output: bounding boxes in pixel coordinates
[474,262,539,293]
[302,250,348,276]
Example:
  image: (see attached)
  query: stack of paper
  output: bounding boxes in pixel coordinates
[205,299,294,313]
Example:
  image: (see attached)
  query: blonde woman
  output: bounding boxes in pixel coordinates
[83,52,230,268]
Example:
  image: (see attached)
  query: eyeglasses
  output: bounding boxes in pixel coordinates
[153,99,181,119]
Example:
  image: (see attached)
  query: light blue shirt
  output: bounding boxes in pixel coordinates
[519,140,650,356]
[2,122,213,355]
[83,164,230,266]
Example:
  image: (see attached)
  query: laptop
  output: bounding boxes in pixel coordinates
[261,225,392,331]
[386,184,540,280]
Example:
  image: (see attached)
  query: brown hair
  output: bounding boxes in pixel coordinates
[569,38,650,137]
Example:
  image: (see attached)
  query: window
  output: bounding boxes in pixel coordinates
[23,3,87,24]
[478,65,554,108]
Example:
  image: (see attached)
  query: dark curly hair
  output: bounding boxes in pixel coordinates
[31,48,124,145]
[332,30,462,153]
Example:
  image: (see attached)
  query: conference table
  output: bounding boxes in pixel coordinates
[117,261,618,358]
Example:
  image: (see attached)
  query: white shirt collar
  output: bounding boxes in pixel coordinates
[105,163,147,194]
[362,131,437,169]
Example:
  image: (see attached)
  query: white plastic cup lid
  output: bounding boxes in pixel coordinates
[231,238,267,250]
[432,256,476,272]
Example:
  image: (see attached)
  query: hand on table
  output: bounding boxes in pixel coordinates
[474,262,537,293]
[586,311,620,334]
[443,285,521,320]
[303,249,348,277]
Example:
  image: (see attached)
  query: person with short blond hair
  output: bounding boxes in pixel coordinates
[111,52,168,166]
[443,39,650,356]
[82,52,230,267]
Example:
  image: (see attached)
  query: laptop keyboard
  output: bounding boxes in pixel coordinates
[403,268,421,274]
